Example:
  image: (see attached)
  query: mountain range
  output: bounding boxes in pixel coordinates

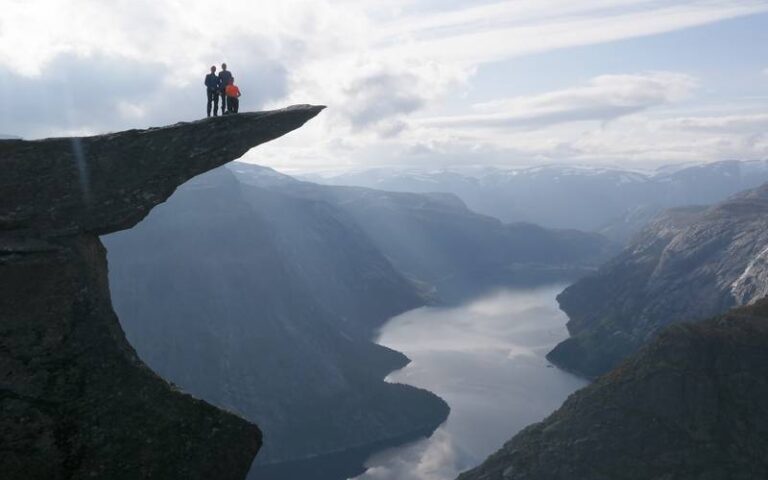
[304,160,768,242]
[237,163,617,300]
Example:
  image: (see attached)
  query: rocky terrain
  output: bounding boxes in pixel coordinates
[458,299,768,480]
[0,106,323,479]
[548,183,768,378]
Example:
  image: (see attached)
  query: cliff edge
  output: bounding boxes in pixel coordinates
[0,106,324,480]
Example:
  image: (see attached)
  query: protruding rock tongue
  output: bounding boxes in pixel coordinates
[0,105,325,237]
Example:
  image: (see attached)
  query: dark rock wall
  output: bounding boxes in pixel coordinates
[1,236,260,479]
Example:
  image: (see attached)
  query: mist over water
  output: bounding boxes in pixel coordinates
[355,286,587,480]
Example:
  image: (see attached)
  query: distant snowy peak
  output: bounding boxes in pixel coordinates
[292,159,768,238]
[306,160,768,186]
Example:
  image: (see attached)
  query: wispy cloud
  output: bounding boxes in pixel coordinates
[373,0,768,66]
[417,73,697,129]
[658,113,768,132]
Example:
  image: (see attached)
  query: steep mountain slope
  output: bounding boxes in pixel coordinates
[0,106,323,480]
[307,160,768,240]
[549,184,768,378]
[104,168,448,477]
[236,164,617,301]
[458,300,768,480]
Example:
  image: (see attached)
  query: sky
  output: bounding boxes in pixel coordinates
[1,0,767,172]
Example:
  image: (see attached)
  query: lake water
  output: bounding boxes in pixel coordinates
[353,285,588,480]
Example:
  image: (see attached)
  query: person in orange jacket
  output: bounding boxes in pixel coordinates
[224,78,241,114]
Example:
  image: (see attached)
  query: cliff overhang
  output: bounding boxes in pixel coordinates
[0,105,324,480]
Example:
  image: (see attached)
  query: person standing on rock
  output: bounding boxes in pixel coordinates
[218,63,233,116]
[204,66,221,117]
[225,78,241,114]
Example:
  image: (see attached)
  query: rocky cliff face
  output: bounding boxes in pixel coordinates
[458,299,768,480]
[548,184,768,377]
[0,106,323,480]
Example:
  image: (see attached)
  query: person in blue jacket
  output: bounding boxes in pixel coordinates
[204,66,220,117]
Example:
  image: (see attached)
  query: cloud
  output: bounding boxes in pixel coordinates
[417,72,698,130]
[335,61,469,134]
[657,113,768,132]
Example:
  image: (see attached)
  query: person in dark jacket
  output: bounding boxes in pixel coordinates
[218,63,233,115]
[204,66,220,117]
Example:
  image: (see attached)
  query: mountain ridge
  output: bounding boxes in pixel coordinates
[303,160,768,241]
[548,182,768,378]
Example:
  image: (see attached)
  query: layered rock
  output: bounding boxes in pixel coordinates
[549,184,768,377]
[0,106,323,479]
[458,300,768,480]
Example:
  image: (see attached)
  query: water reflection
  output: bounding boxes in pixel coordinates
[354,285,587,480]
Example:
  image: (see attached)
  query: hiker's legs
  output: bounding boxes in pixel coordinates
[206,90,218,117]
[230,97,239,113]
[220,91,227,114]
